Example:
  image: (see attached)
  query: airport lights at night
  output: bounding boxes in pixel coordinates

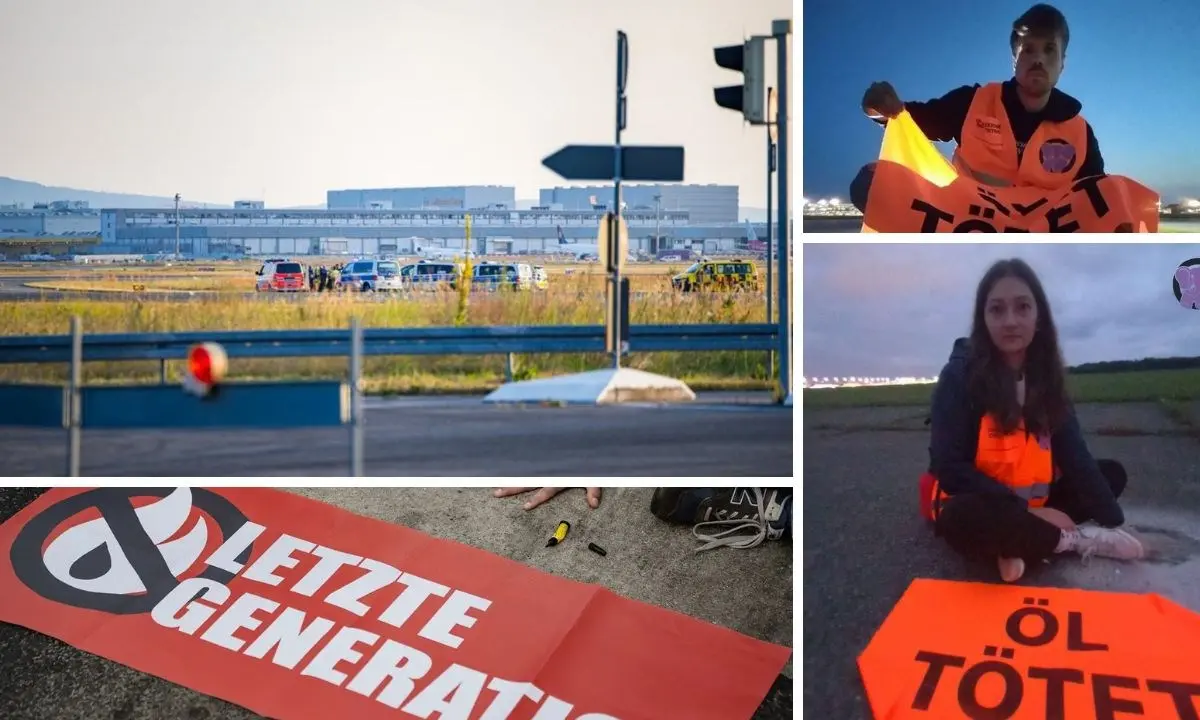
[712,37,767,124]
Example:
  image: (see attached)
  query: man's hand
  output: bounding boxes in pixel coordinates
[1029,506,1076,531]
[493,487,602,510]
[862,81,904,119]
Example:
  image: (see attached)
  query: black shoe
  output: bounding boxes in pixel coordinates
[651,488,792,550]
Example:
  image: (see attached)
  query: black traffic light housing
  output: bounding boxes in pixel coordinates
[713,37,766,124]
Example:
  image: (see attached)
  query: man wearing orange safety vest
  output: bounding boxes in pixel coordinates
[849,3,1104,212]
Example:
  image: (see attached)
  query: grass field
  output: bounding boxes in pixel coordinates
[4,260,779,295]
[803,368,1200,408]
[0,274,780,394]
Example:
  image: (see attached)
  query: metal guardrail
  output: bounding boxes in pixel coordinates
[0,323,779,364]
[0,321,778,478]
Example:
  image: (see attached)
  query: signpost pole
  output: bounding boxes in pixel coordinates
[349,316,363,477]
[766,130,775,375]
[67,315,82,478]
[772,20,792,402]
[539,34,683,379]
[610,30,629,370]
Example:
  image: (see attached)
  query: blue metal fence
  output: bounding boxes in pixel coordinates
[0,322,778,364]
[0,319,777,477]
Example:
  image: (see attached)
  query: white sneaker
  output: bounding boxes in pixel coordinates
[1068,526,1145,562]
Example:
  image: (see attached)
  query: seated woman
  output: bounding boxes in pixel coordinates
[923,258,1145,582]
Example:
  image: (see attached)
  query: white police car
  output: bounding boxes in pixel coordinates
[472,261,533,291]
[338,259,403,292]
[399,260,459,289]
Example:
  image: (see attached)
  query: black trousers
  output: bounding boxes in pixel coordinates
[849,162,877,213]
[934,459,1128,562]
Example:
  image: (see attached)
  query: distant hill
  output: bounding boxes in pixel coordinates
[0,177,225,210]
[0,177,324,210]
[1070,356,1200,374]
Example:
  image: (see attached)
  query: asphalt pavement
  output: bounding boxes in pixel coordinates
[803,401,1200,720]
[0,395,794,477]
[0,486,793,720]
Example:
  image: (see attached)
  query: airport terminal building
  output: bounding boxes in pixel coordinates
[95,206,756,257]
[82,184,761,258]
[0,201,103,255]
[539,184,739,224]
[327,185,515,211]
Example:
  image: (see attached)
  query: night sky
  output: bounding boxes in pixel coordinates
[802,0,1200,203]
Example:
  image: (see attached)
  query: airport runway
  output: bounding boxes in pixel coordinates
[803,402,1200,719]
[0,394,794,477]
[0,486,793,720]
[0,275,220,302]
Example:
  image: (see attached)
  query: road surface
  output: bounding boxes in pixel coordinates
[803,401,1200,719]
[1,394,794,477]
[0,486,793,719]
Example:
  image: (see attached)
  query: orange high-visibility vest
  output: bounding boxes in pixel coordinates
[951,82,1089,191]
[924,415,1054,520]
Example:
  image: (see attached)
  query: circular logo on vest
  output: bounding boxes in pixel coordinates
[1039,139,1077,174]
[1174,258,1200,310]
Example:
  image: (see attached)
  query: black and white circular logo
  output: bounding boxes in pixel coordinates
[10,488,251,614]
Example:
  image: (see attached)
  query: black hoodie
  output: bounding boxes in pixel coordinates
[927,337,1124,527]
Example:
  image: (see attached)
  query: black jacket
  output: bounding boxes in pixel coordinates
[875,79,1105,181]
[928,337,1124,527]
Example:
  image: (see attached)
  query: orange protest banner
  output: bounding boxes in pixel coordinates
[861,111,1161,233]
[858,578,1200,719]
[0,488,791,720]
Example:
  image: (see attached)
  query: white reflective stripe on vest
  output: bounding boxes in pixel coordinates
[1011,482,1052,501]
[951,150,1014,188]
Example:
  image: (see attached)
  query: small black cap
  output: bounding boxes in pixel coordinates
[588,542,607,556]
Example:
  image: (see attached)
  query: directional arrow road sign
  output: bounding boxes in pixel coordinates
[542,145,685,182]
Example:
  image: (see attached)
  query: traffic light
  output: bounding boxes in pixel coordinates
[713,37,766,124]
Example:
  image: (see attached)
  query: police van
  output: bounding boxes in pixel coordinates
[400,260,459,290]
[472,261,533,291]
[337,258,403,292]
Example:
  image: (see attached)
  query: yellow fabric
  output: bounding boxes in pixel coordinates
[876,110,958,189]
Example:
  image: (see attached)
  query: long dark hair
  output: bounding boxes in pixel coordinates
[967,258,1070,435]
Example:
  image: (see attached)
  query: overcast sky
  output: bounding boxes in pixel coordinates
[803,243,1200,378]
[0,0,790,207]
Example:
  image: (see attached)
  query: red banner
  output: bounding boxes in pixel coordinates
[0,488,790,720]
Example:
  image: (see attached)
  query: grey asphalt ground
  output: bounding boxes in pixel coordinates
[0,395,794,477]
[0,485,793,720]
[803,401,1200,720]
